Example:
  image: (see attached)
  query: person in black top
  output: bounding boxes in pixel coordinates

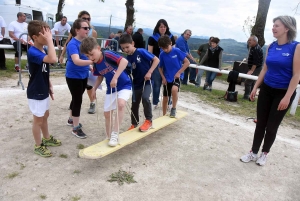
[132,28,144,48]
[243,35,264,99]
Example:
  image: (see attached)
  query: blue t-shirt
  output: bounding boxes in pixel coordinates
[175,35,190,54]
[27,46,50,100]
[93,51,132,94]
[159,47,187,82]
[126,48,155,90]
[264,41,299,89]
[65,38,89,79]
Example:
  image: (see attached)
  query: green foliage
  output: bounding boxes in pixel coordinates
[7,172,19,179]
[76,144,85,149]
[40,194,47,200]
[108,169,137,185]
[243,16,256,38]
[59,154,68,158]
[0,58,27,78]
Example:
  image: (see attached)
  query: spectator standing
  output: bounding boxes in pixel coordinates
[123,25,133,35]
[132,28,144,48]
[104,32,114,49]
[148,19,175,109]
[240,16,300,166]
[195,36,214,87]
[175,29,197,85]
[8,12,31,72]
[243,35,264,100]
[199,37,223,91]
[51,16,71,66]
[0,15,6,70]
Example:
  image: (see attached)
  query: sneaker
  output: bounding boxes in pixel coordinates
[34,143,52,157]
[72,127,87,139]
[67,118,82,128]
[128,124,137,131]
[25,65,28,70]
[203,84,208,90]
[88,102,96,114]
[108,131,119,147]
[170,108,176,118]
[15,66,20,72]
[0,66,7,70]
[189,80,196,84]
[256,152,268,166]
[42,135,62,147]
[240,151,258,163]
[139,120,152,132]
[152,104,158,110]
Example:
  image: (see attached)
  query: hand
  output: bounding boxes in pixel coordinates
[247,70,253,75]
[162,77,167,85]
[89,65,93,72]
[59,56,64,64]
[174,72,180,79]
[277,96,290,111]
[110,77,118,88]
[144,72,151,80]
[49,86,54,100]
[249,88,257,101]
[39,27,52,45]
[58,45,61,50]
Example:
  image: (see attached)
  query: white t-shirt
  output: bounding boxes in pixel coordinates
[8,21,28,43]
[0,16,7,41]
[51,21,71,40]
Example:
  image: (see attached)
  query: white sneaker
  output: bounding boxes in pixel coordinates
[240,151,258,163]
[256,152,268,166]
[152,104,158,110]
[108,131,119,147]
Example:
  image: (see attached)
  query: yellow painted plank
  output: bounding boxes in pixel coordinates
[79,110,188,159]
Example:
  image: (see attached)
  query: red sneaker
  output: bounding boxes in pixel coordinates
[139,120,152,132]
[128,124,137,131]
[15,66,20,72]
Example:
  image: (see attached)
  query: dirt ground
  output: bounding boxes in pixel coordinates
[0,72,300,201]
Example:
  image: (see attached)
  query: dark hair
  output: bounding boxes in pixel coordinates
[117,30,123,34]
[80,37,99,54]
[62,16,67,20]
[78,10,90,18]
[158,35,172,48]
[209,36,214,41]
[70,18,88,37]
[153,19,172,35]
[119,34,133,45]
[137,28,143,33]
[210,37,220,44]
[17,12,24,18]
[28,20,49,41]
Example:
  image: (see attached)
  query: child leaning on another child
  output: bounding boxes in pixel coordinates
[80,37,132,147]
[27,20,62,157]
[119,34,160,132]
[158,35,190,117]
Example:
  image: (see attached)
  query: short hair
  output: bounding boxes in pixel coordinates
[273,15,297,42]
[250,35,258,43]
[137,28,143,33]
[17,12,24,18]
[62,16,67,20]
[117,30,123,34]
[158,35,172,48]
[119,34,133,45]
[28,20,49,41]
[70,18,88,37]
[80,37,99,54]
[209,36,214,41]
[183,29,192,35]
[210,37,220,44]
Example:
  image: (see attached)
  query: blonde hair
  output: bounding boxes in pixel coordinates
[273,15,297,42]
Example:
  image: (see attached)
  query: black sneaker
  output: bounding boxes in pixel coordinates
[189,80,196,84]
[72,127,87,139]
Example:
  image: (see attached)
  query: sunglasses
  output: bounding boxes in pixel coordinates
[82,17,91,21]
[81,27,90,30]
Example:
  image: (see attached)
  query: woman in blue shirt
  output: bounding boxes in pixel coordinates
[241,16,300,166]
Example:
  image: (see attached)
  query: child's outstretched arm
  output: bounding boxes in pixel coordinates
[110,58,128,88]
[41,27,56,64]
[175,57,190,79]
[92,76,103,100]
[145,56,159,80]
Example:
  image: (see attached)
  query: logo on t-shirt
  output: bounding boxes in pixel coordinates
[282,53,290,57]
[42,63,47,72]
[137,55,141,63]
[172,55,178,58]
[276,48,282,50]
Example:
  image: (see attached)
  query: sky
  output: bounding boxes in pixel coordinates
[1,0,300,43]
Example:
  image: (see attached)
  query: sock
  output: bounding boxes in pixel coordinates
[15,64,18,67]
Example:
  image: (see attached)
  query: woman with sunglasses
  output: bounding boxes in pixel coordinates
[60,11,98,114]
[65,19,93,139]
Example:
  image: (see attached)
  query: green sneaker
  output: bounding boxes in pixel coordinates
[34,143,52,157]
[42,135,62,147]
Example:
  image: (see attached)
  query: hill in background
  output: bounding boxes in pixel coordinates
[92,25,266,66]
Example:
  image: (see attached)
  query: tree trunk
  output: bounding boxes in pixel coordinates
[56,0,65,22]
[124,0,135,31]
[251,0,271,47]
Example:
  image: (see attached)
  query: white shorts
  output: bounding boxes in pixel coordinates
[87,71,102,90]
[28,97,50,117]
[104,89,131,112]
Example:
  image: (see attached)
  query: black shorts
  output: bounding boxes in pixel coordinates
[52,39,63,46]
[163,79,180,96]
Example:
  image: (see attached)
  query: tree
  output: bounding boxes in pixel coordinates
[124,0,135,31]
[251,0,271,47]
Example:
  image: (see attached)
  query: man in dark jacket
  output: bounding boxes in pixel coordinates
[132,28,144,48]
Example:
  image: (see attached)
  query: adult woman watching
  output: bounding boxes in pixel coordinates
[148,19,175,109]
[240,16,300,166]
[65,19,93,139]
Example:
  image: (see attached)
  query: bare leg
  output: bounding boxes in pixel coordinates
[87,88,96,103]
[171,86,179,108]
[112,98,126,133]
[40,110,50,139]
[15,57,19,66]
[32,115,44,146]
[104,111,113,138]
[162,96,168,115]
[72,116,80,127]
